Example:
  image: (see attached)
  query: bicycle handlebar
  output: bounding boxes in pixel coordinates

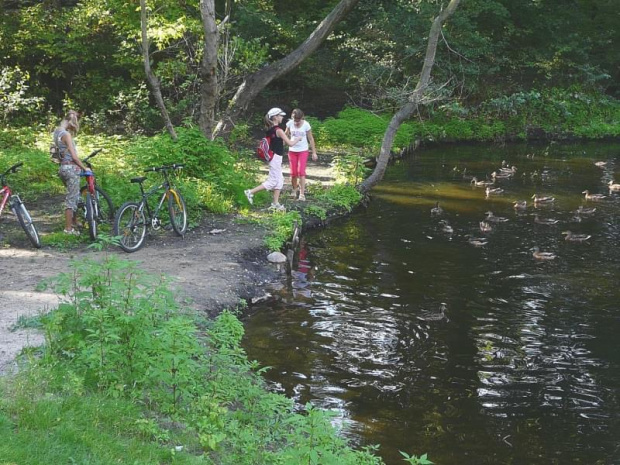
[144,164,184,173]
[1,162,24,178]
[82,149,103,164]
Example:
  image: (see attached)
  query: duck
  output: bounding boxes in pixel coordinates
[531,194,555,204]
[418,303,448,322]
[531,246,556,261]
[459,168,474,181]
[491,171,513,180]
[484,211,509,223]
[471,177,495,187]
[582,190,607,201]
[430,201,443,216]
[575,206,596,215]
[479,221,493,233]
[439,220,453,235]
[562,231,592,243]
[485,187,505,197]
[513,200,527,210]
[594,161,607,168]
[467,236,488,247]
[534,215,559,225]
[499,165,518,175]
[608,181,620,191]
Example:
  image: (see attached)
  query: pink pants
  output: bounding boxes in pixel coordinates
[288,150,309,177]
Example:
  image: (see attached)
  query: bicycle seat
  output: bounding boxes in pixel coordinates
[130,176,147,184]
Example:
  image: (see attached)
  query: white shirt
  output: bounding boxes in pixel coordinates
[286,120,311,152]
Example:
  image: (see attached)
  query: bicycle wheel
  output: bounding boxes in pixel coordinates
[167,188,187,236]
[13,200,41,248]
[113,201,147,252]
[85,192,97,240]
[81,185,114,223]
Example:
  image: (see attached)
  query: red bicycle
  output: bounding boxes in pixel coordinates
[0,162,41,248]
[77,149,114,240]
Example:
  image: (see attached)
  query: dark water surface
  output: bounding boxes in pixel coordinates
[242,142,620,464]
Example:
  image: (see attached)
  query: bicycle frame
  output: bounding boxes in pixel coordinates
[0,184,12,216]
[114,163,186,253]
[137,179,172,228]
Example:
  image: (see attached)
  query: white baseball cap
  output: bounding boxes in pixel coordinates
[267,107,286,118]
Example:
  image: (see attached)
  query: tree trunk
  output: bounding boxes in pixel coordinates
[359,0,461,194]
[212,0,360,139]
[198,0,218,138]
[140,0,177,140]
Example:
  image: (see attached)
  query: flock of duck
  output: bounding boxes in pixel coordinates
[432,159,619,260]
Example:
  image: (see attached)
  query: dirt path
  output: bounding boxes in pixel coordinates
[0,213,278,373]
[0,157,337,374]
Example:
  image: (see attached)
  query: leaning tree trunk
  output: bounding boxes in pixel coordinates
[140,0,177,140]
[198,0,218,138]
[212,0,360,139]
[359,0,461,194]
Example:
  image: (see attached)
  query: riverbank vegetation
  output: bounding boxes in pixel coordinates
[0,257,384,464]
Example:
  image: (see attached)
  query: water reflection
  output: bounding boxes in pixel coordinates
[243,142,620,464]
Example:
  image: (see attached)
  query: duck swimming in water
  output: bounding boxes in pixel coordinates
[582,190,607,201]
[431,201,443,216]
[562,231,592,243]
[471,177,495,187]
[484,211,509,223]
[479,221,493,233]
[485,187,505,197]
[594,161,607,168]
[531,194,555,204]
[491,171,513,180]
[608,181,620,191]
[467,236,488,247]
[531,246,556,261]
[439,220,453,235]
[534,215,559,225]
[575,206,597,215]
[513,200,527,210]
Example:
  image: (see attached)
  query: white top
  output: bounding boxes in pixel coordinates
[286,119,311,152]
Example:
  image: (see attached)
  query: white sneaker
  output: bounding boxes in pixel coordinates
[290,189,298,199]
[244,189,254,205]
[269,203,286,212]
[298,193,306,201]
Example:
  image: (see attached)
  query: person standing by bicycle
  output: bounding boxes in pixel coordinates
[53,110,89,235]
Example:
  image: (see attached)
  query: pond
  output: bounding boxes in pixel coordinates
[242,141,620,464]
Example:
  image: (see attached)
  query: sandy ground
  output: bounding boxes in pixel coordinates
[0,157,337,374]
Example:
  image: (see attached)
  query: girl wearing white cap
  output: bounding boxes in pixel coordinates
[245,108,301,211]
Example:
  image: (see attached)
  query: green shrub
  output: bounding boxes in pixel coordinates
[1,258,384,464]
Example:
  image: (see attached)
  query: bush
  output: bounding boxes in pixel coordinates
[0,258,385,464]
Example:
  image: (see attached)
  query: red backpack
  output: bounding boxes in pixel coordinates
[256,133,274,163]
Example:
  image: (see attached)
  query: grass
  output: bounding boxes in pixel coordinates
[0,385,204,465]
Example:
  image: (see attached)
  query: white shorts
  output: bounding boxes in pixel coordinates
[262,154,284,191]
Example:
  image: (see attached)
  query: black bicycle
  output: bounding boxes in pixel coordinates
[77,149,114,240]
[113,164,187,252]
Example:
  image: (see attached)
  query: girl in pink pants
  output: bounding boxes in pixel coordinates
[285,109,317,201]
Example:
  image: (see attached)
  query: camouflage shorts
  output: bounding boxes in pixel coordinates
[58,165,81,211]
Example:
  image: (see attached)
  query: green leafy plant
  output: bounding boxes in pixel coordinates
[262,210,302,251]
[399,452,433,464]
[304,205,327,221]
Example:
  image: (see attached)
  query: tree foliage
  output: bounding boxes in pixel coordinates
[0,0,618,133]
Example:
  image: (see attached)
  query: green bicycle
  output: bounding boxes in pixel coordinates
[113,164,187,252]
